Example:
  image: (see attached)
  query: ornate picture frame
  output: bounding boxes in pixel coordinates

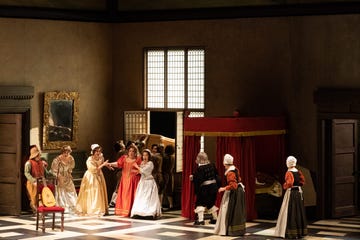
[42,91,79,150]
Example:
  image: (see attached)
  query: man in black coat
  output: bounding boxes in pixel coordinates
[190,152,219,225]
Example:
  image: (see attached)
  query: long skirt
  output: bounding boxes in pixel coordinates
[274,188,308,238]
[55,183,77,213]
[76,171,108,216]
[131,178,162,218]
[214,185,246,236]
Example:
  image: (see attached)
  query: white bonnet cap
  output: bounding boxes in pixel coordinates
[91,144,100,151]
[223,154,234,165]
[91,144,100,154]
[286,156,297,168]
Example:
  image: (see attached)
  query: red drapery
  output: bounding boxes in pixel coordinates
[182,116,286,221]
[181,135,200,219]
[216,137,257,220]
[255,134,287,178]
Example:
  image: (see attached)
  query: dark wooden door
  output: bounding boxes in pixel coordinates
[0,114,22,215]
[332,119,358,217]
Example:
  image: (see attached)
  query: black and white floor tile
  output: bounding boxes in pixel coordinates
[0,209,359,239]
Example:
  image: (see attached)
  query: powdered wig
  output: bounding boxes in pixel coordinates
[196,152,209,164]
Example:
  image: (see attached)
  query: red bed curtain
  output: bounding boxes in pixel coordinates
[182,116,286,221]
[216,136,257,220]
[255,134,287,178]
[181,135,200,219]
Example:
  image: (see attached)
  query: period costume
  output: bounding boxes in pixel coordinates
[115,153,142,216]
[76,144,108,216]
[51,146,77,213]
[161,145,175,209]
[214,154,246,236]
[109,140,127,207]
[192,152,219,225]
[24,146,52,212]
[152,152,163,195]
[131,158,162,218]
[274,156,308,238]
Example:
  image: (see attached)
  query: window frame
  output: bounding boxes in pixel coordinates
[144,47,205,111]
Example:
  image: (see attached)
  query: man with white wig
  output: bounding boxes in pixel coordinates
[190,152,219,225]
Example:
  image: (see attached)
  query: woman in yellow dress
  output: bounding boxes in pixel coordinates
[76,144,109,216]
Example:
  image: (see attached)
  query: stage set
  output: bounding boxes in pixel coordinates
[181,116,288,220]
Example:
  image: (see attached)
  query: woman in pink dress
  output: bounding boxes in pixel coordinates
[108,143,141,216]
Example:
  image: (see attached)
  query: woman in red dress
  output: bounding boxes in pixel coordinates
[108,143,141,216]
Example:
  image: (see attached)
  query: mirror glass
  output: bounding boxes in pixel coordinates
[43,91,79,150]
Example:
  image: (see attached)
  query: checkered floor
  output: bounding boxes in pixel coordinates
[0,208,359,239]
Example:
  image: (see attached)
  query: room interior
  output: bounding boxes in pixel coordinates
[0,0,359,222]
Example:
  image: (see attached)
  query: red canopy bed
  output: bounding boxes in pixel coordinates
[181,116,287,220]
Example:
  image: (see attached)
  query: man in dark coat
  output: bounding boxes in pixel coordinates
[191,152,219,225]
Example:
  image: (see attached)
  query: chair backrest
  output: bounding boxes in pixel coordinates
[36,177,56,207]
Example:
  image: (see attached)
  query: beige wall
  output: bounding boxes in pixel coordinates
[1,14,360,172]
[0,18,113,155]
[113,14,360,172]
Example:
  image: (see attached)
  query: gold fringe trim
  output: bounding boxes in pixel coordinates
[184,129,287,137]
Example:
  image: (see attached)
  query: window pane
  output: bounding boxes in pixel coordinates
[145,48,205,110]
[167,50,185,109]
[147,51,165,108]
[187,49,204,109]
[124,111,149,142]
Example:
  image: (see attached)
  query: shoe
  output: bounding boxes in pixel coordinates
[194,220,205,225]
[143,215,155,220]
[209,219,217,224]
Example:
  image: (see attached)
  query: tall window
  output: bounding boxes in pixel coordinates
[146,48,205,110]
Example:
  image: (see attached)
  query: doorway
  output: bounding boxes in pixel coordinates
[0,114,22,215]
[315,88,360,219]
[0,86,33,215]
[149,111,182,209]
[321,119,359,218]
[150,111,176,138]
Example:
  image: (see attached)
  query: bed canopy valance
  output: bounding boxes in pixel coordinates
[182,116,287,220]
[184,116,286,137]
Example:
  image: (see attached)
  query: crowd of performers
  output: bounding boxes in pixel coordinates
[24,142,307,238]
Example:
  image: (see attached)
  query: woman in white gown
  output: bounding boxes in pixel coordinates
[131,149,162,219]
[51,145,77,213]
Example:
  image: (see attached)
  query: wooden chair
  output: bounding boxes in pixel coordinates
[36,177,65,232]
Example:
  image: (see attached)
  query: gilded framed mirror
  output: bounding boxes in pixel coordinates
[43,91,79,150]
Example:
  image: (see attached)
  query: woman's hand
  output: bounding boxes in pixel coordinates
[189,175,193,181]
[107,164,114,171]
[133,162,140,170]
[105,162,115,170]
[99,160,109,169]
